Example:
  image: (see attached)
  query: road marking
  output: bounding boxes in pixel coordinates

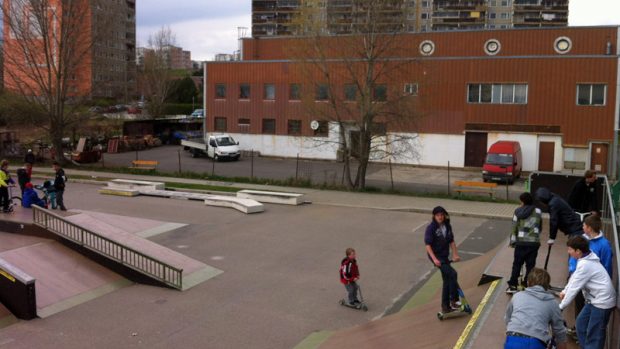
[453,279,500,349]
[459,250,484,256]
[411,222,427,233]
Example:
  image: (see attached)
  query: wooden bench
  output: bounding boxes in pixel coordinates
[131,160,158,170]
[454,180,497,198]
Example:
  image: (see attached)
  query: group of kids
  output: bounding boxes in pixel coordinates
[0,150,68,212]
[339,170,616,349]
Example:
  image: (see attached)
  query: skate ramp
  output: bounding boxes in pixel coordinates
[316,245,500,349]
[0,240,129,318]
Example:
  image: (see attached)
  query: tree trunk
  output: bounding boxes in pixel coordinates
[51,124,66,165]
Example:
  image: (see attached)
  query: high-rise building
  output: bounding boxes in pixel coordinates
[136,45,193,70]
[251,0,568,37]
[2,0,136,100]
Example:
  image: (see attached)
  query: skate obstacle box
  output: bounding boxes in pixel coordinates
[99,179,166,197]
[236,190,304,205]
[0,257,36,320]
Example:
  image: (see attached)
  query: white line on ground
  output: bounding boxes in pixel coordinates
[411,222,427,233]
[459,250,485,256]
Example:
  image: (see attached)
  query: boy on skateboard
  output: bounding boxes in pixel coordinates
[340,248,360,306]
[425,206,462,313]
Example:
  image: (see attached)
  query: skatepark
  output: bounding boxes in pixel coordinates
[0,170,618,348]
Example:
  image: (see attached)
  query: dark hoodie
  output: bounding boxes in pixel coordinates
[424,206,454,263]
[535,187,582,240]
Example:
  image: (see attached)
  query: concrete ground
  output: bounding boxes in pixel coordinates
[0,181,511,348]
[97,145,527,200]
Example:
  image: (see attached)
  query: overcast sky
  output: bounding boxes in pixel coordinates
[137,0,620,61]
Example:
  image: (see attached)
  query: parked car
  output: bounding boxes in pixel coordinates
[482,141,522,184]
[127,106,141,114]
[191,109,204,118]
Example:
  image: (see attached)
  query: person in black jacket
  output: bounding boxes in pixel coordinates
[567,170,599,216]
[535,187,583,245]
[52,161,67,211]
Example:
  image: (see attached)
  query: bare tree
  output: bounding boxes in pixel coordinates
[1,0,97,162]
[140,26,177,118]
[290,0,423,190]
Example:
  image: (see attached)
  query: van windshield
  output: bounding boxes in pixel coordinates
[486,153,513,165]
[216,137,236,146]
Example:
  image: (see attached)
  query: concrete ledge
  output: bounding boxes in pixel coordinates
[109,179,165,191]
[237,189,304,205]
[204,196,264,214]
[98,188,140,197]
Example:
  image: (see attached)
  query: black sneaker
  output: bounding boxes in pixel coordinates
[506,285,518,294]
[60,206,67,211]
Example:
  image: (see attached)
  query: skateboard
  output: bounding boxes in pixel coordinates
[437,288,473,321]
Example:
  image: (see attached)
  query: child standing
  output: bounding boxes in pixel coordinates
[506,192,542,294]
[0,160,12,213]
[52,161,67,211]
[560,235,616,349]
[340,248,360,306]
[425,206,462,313]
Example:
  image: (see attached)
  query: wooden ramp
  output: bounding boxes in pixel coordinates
[0,239,129,318]
[316,246,499,349]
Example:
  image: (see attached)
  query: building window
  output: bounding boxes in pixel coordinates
[373,84,387,102]
[468,84,528,104]
[238,118,251,133]
[554,36,572,54]
[577,84,606,106]
[421,1,429,7]
[215,84,226,99]
[404,83,418,96]
[262,118,276,134]
[501,0,509,6]
[289,83,301,100]
[421,13,428,19]
[419,40,435,56]
[314,121,329,137]
[288,120,302,135]
[214,117,227,132]
[239,83,251,99]
[315,84,329,101]
[500,12,509,19]
[344,84,357,101]
[490,0,496,5]
[264,83,275,100]
[489,13,496,19]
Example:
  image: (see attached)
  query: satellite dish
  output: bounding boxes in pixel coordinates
[310,120,320,130]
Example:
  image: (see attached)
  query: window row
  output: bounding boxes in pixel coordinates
[213,117,329,137]
[468,84,528,104]
[214,83,419,101]
[467,83,607,106]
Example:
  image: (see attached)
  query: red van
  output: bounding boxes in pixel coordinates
[482,141,522,184]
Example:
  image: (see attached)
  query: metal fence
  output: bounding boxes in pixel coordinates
[32,206,183,290]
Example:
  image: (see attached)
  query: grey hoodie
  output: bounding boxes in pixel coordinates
[505,285,567,344]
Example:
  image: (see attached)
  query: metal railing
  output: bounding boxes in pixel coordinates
[32,206,183,290]
[600,176,620,349]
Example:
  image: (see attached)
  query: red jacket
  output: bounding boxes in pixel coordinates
[340,257,359,284]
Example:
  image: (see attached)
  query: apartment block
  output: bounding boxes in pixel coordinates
[137,45,193,70]
[251,0,568,36]
[2,0,137,100]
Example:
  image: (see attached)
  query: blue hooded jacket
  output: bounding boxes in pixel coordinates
[22,188,45,208]
[568,233,613,277]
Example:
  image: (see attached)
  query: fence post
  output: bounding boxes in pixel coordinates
[448,161,451,195]
[251,149,254,180]
[506,181,509,201]
[177,150,182,173]
[135,149,138,161]
[101,152,105,168]
[211,156,215,176]
[389,158,394,191]
[296,153,299,181]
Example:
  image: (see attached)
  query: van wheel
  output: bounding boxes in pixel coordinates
[191,150,198,158]
[483,178,488,183]
[214,154,219,161]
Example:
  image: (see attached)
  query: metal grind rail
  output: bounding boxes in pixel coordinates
[32,206,183,290]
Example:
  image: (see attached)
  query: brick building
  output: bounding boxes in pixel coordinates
[251,0,569,37]
[2,0,136,100]
[204,26,620,177]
